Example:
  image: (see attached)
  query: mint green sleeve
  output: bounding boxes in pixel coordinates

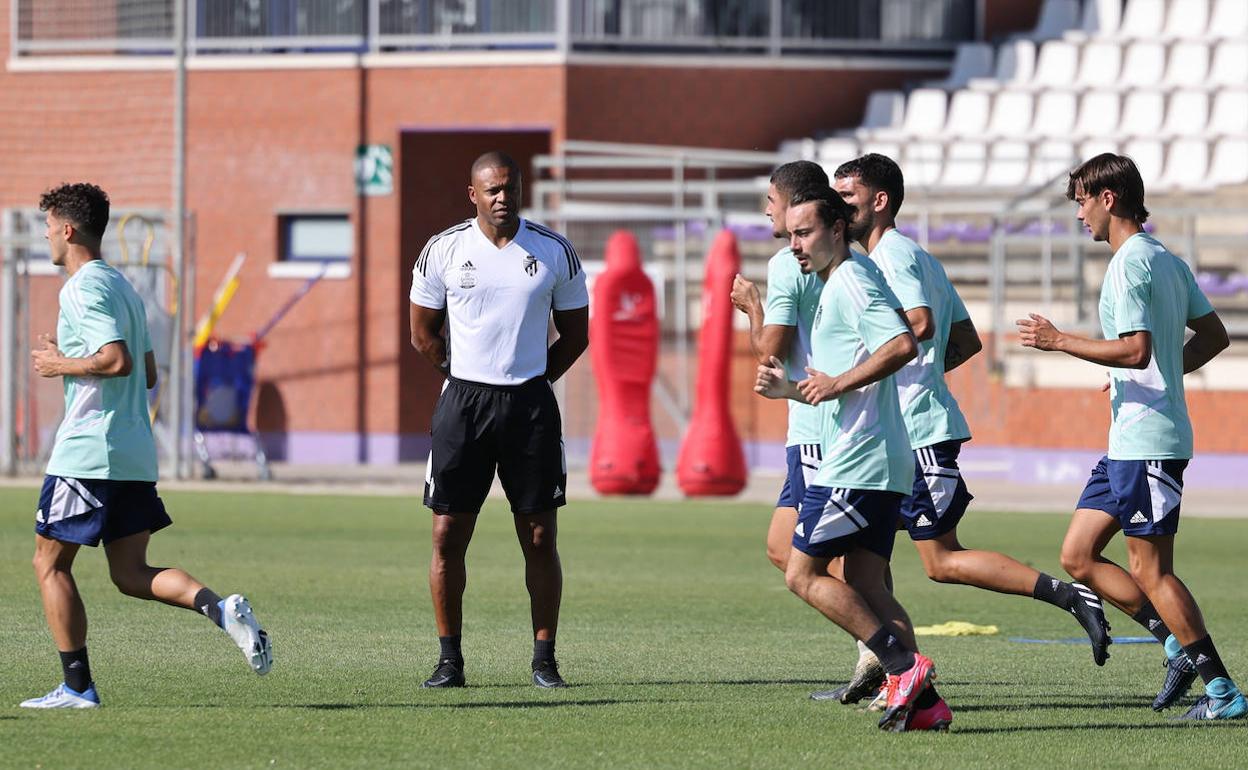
[857,276,911,353]
[1182,261,1215,320]
[1113,257,1152,336]
[875,247,929,311]
[762,253,799,327]
[74,279,126,355]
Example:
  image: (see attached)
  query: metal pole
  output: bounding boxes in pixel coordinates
[556,0,570,55]
[769,0,782,57]
[1,213,16,476]
[990,221,1006,374]
[369,0,380,54]
[674,155,689,413]
[171,0,188,479]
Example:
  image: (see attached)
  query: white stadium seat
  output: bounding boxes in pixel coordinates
[987,91,1035,137]
[1208,89,1248,136]
[1074,90,1122,139]
[1030,40,1081,89]
[1029,0,1082,40]
[778,138,816,160]
[1158,138,1212,191]
[1162,0,1211,40]
[928,42,994,89]
[1120,90,1166,137]
[900,89,949,138]
[1117,0,1167,39]
[984,140,1031,188]
[1209,40,1248,88]
[1119,41,1167,89]
[1161,90,1210,137]
[1122,138,1165,186]
[1029,140,1079,187]
[903,141,944,187]
[941,89,992,137]
[1209,0,1248,40]
[938,141,987,187]
[818,137,860,167]
[1209,137,1248,186]
[971,39,1036,90]
[861,138,903,162]
[1033,90,1079,138]
[1075,40,1123,89]
[1162,41,1210,88]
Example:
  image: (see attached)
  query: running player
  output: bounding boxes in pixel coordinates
[730,161,884,697]
[832,155,1112,683]
[1018,153,1244,720]
[755,186,948,732]
[410,151,589,689]
[22,183,271,709]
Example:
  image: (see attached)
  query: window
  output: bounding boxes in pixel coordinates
[279,213,352,262]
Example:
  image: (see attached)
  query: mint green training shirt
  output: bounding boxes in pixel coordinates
[762,246,824,446]
[1099,233,1214,460]
[867,229,972,450]
[45,260,159,481]
[809,254,915,494]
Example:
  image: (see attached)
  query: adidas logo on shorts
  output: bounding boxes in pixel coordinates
[915,514,933,527]
[1130,512,1149,524]
[552,485,562,498]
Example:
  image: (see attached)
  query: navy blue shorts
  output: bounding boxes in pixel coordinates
[793,485,903,560]
[900,440,974,541]
[35,476,172,547]
[1076,457,1188,537]
[776,443,822,509]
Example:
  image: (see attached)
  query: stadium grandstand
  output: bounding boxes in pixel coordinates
[1,0,1246,490]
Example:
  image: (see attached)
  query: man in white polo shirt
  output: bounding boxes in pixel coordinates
[409,151,589,690]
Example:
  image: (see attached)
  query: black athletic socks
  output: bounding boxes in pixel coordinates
[863,627,916,676]
[1183,636,1231,685]
[439,635,463,665]
[194,588,224,628]
[1032,573,1076,609]
[1131,602,1174,644]
[533,638,556,667]
[59,647,92,693]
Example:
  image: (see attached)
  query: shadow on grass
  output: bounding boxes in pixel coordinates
[954,721,1241,735]
[292,698,653,711]
[953,698,1152,712]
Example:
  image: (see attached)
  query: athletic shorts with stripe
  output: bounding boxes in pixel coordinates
[1076,456,1188,537]
[424,375,567,515]
[899,439,974,541]
[35,475,172,547]
[776,443,822,509]
[793,485,904,560]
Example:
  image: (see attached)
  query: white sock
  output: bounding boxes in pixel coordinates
[857,639,871,659]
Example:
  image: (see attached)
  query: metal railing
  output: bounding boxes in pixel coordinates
[12,0,975,56]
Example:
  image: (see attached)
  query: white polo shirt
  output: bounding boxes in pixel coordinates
[410,217,589,385]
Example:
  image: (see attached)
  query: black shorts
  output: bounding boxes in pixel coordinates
[424,376,567,515]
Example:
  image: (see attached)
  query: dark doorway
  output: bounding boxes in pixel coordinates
[396,128,552,459]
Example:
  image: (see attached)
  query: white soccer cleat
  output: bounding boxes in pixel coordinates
[20,683,100,709]
[221,594,272,675]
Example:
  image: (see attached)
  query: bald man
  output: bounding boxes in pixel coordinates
[409,152,589,689]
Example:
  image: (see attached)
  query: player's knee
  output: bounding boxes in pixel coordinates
[923,557,959,584]
[108,567,149,597]
[766,542,789,572]
[1059,546,1091,580]
[784,567,812,598]
[31,551,58,582]
[524,526,557,556]
[1128,562,1164,592]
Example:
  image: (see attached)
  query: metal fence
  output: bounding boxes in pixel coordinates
[13,0,975,55]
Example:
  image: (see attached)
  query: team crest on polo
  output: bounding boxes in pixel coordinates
[523,254,538,276]
[459,260,477,289]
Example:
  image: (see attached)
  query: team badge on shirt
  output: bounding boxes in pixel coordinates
[523,254,538,277]
[459,260,477,289]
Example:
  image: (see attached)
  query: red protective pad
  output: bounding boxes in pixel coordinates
[676,230,747,496]
[589,230,661,495]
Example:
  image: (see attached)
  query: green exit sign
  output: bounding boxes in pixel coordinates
[355,144,393,196]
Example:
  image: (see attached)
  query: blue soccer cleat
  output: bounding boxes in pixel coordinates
[1153,653,1198,711]
[1176,678,1247,721]
[20,682,100,709]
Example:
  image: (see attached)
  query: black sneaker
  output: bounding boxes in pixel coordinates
[422,658,465,688]
[532,659,567,688]
[1068,582,1112,666]
[1153,653,1198,711]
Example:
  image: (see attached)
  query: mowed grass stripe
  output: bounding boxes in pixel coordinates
[1,487,1245,769]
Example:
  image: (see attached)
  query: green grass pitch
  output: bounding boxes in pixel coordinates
[2,486,1246,768]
